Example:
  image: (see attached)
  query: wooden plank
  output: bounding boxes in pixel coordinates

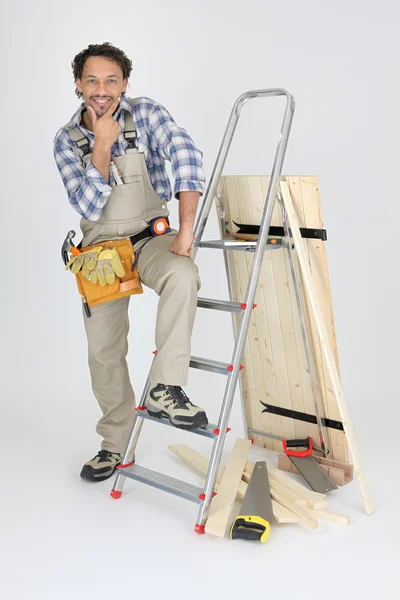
[299,177,347,462]
[205,439,252,537]
[304,507,350,526]
[236,478,300,523]
[270,480,308,507]
[262,462,328,509]
[242,467,307,506]
[285,176,317,444]
[168,444,299,524]
[270,489,319,529]
[168,443,223,480]
[280,181,373,516]
[271,500,301,524]
[245,462,327,509]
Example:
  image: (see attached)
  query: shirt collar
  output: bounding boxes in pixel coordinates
[66,95,133,129]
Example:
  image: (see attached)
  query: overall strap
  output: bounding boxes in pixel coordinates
[66,98,138,158]
[124,98,138,150]
[67,125,91,159]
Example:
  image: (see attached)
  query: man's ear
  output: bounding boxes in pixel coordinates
[76,79,83,93]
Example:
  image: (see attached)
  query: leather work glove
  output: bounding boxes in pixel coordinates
[65,246,102,277]
[89,248,126,286]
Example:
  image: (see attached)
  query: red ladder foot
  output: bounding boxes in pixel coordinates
[110,489,122,499]
[194,524,205,534]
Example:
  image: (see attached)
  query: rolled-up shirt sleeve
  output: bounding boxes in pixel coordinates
[148,103,206,199]
[53,128,113,221]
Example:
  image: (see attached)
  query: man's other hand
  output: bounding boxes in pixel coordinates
[170,230,194,257]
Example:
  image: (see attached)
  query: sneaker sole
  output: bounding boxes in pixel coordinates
[146,407,208,431]
[80,464,120,483]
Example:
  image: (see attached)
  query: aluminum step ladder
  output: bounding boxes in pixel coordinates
[110,88,328,532]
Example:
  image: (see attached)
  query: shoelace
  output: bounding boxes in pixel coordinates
[166,385,191,409]
[96,450,117,462]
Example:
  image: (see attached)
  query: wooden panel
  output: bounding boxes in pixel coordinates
[217,175,349,463]
[218,179,265,447]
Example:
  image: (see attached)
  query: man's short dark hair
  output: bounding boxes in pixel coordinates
[72,42,133,98]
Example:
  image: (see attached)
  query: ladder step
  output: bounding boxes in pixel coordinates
[197,297,250,313]
[137,409,220,439]
[198,239,286,252]
[189,355,231,375]
[118,464,203,503]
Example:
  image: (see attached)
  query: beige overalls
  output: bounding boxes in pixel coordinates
[68,102,201,453]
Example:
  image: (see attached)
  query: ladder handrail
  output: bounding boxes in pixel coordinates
[193,88,295,249]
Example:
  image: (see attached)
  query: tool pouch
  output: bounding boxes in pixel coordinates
[74,238,143,307]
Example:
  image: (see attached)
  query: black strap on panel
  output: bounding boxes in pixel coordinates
[260,401,344,432]
[233,221,327,241]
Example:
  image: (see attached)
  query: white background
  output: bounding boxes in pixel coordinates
[0,1,399,598]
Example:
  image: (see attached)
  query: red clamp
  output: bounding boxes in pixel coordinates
[213,427,231,435]
[199,492,217,501]
[282,437,313,458]
[116,461,135,469]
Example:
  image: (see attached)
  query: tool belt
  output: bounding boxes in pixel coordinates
[75,238,143,308]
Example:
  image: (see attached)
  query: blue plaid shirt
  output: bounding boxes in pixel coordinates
[53,95,205,221]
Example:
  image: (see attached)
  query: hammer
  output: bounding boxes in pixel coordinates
[61,229,80,265]
[61,230,91,318]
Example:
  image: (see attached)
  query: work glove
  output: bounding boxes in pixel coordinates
[89,248,125,286]
[65,246,102,277]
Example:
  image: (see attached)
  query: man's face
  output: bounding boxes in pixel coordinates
[76,56,128,118]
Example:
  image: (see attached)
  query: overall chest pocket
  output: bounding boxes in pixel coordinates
[101,177,147,222]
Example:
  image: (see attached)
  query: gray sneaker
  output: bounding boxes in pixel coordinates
[146,384,208,430]
[80,450,122,482]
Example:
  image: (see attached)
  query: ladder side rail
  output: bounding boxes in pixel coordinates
[195,91,295,527]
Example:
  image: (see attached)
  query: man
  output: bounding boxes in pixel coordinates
[54,42,208,483]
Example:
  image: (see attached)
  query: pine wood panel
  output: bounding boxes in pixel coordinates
[216,176,349,463]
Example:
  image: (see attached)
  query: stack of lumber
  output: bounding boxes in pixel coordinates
[169,440,350,538]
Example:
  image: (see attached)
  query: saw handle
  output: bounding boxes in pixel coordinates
[230,516,271,543]
[282,437,313,458]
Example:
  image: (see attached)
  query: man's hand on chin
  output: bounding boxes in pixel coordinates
[170,229,195,257]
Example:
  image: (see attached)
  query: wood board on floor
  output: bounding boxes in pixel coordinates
[216,175,349,464]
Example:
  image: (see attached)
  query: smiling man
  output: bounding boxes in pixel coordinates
[54,42,208,483]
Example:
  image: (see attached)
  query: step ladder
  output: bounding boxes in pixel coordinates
[110,88,329,532]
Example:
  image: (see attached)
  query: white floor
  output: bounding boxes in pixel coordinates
[1,372,397,600]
